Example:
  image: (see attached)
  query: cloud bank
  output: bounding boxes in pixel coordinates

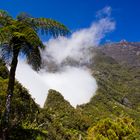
[42,16,115,66]
[16,6,115,107]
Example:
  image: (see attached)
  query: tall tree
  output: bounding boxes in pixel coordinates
[0,10,69,139]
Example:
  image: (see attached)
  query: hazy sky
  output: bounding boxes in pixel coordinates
[0,0,140,42]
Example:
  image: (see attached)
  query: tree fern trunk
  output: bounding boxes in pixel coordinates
[2,48,19,140]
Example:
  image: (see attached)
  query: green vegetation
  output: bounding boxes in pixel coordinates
[0,10,69,139]
[87,117,136,140]
[0,47,140,139]
[0,10,139,139]
[78,50,140,138]
[0,46,140,139]
[0,65,41,139]
[37,89,87,140]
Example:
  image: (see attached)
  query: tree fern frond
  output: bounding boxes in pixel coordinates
[0,43,13,64]
[17,13,38,31]
[17,12,32,21]
[20,43,32,56]
[31,18,70,37]
[21,24,44,49]
[0,10,13,26]
[16,13,70,37]
[0,26,12,43]
[26,47,42,71]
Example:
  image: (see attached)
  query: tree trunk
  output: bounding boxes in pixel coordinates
[2,48,19,140]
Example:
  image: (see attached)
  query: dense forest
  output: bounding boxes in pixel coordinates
[0,42,140,139]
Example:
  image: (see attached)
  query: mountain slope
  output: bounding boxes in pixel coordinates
[40,42,140,139]
[0,41,140,139]
[101,41,140,67]
[78,43,140,136]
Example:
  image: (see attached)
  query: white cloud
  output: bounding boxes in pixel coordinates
[16,60,49,106]
[96,6,112,18]
[16,6,115,108]
[40,67,97,107]
[42,17,115,65]
[16,62,97,107]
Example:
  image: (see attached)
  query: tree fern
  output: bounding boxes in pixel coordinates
[0,9,69,139]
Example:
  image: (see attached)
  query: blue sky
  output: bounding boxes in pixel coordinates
[0,0,140,42]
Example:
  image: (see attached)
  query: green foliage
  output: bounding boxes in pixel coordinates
[37,89,87,140]
[0,9,69,70]
[0,9,69,139]
[87,117,136,140]
[16,13,70,37]
[0,60,8,79]
[0,42,140,139]
[0,20,44,70]
[0,59,42,139]
[0,79,39,125]
[79,50,140,136]
[0,10,13,26]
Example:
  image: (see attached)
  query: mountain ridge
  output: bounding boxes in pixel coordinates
[0,41,140,139]
[100,41,140,67]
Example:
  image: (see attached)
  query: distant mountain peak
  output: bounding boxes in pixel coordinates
[120,39,127,43]
[101,41,140,67]
[119,39,128,46]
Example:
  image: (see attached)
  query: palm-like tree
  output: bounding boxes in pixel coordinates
[0,10,69,134]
